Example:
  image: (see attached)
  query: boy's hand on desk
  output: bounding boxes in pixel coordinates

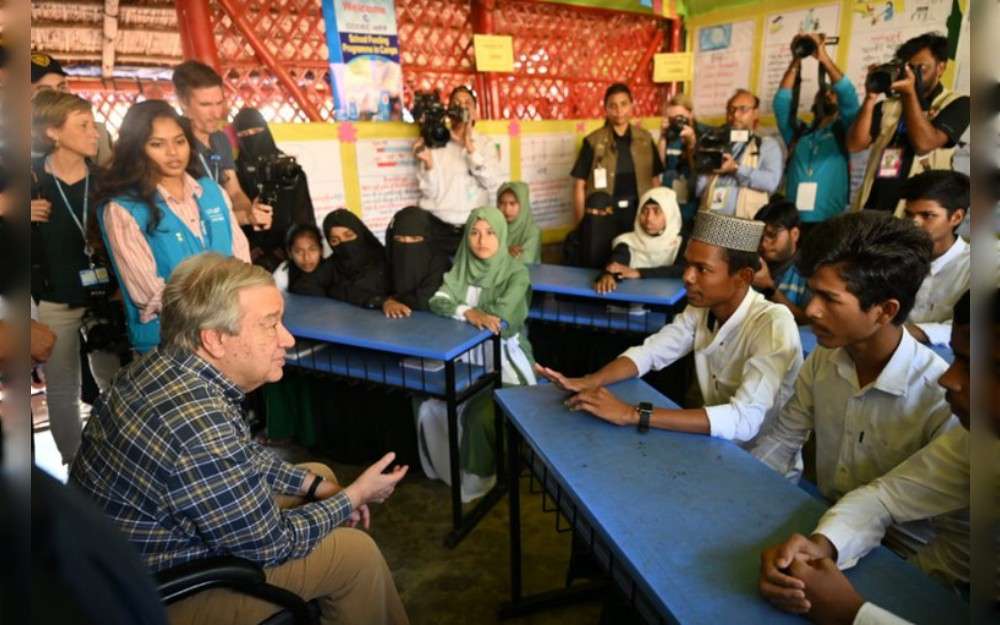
[759,533,836,614]
[565,387,636,427]
[595,273,618,294]
[464,308,502,334]
[787,557,865,625]
[534,364,597,393]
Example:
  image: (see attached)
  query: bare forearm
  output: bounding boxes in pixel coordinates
[587,356,639,387]
[818,54,844,83]
[649,407,711,435]
[779,60,800,90]
[573,179,586,223]
[846,99,876,152]
[901,92,947,154]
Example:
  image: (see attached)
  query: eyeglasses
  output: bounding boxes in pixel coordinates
[726,105,756,114]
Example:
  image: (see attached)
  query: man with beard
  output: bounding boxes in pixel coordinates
[847,32,970,214]
[753,198,810,324]
[774,32,859,227]
[536,211,802,447]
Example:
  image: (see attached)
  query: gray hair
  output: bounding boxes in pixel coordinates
[160,253,275,352]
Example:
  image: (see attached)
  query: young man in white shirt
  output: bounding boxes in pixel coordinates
[757,290,991,625]
[750,211,958,496]
[900,170,970,347]
[536,211,802,447]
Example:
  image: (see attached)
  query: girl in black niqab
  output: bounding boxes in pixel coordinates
[382,206,450,318]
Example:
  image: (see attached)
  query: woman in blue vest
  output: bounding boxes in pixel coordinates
[95,99,250,353]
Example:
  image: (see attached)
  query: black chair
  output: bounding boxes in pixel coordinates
[156,556,321,625]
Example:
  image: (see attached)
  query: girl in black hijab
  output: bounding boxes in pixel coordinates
[383,206,451,318]
[322,208,389,308]
[233,107,316,272]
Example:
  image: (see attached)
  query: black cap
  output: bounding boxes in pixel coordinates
[31,52,66,84]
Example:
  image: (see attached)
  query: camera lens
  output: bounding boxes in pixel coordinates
[791,37,816,59]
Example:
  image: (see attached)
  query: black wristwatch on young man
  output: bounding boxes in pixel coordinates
[636,401,652,433]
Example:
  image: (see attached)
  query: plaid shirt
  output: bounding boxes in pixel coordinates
[70,347,353,573]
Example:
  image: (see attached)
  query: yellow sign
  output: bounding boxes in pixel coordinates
[474,34,514,73]
[653,52,693,83]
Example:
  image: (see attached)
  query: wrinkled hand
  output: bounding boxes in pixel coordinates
[346,503,371,530]
[565,386,636,426]
[31,198,52,223]
[533,363,597,394]
[345,452,409,508]
[383,297,412,319]
[715,153,739,175]
[759,533,836,614]
[788,557,865,625]
[891,63,917,97]
[250,199,273,231]
[752,258,774,290]
[465,308,502,334]
[413,138,433,170]
[30,320,56,364]
[606,262,639,279]
[594,272,618,294]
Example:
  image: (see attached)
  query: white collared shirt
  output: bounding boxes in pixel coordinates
[416,134,499,226]
[750,329,957,500]
[815,426,974,589]
[621,288,802,444]
[908,237,970,346]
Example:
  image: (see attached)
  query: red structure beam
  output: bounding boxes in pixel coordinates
[175,0,222,72]
[214,0,324,122]
[472,0,501,120]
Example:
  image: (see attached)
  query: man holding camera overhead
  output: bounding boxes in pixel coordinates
[775,32,859,227]
[847,32,970,213]
[695,89,783,219]
[413,86,499,255]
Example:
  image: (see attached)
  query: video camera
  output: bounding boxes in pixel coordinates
[242,153,303,207]
[693,127,731,173]
[411,90,469,149]
[790,34,839,59]
[865,59,918,96]
[79,275,131,361]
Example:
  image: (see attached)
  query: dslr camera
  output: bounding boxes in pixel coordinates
[243,153,303,207]
[79,273,131,361]
[865,59,917,96]
[411,90,469,149]
[662,115,690,143]
[693,127,731,173]
[790,34,839,59]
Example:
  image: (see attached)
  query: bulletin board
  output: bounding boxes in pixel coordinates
[686,0,969,125]
[270,117,662,244]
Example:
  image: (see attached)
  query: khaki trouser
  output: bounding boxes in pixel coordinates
[167,463,409,625]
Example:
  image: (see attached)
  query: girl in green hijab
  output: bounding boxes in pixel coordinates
[418,206,536,502]
[497,181,541,264]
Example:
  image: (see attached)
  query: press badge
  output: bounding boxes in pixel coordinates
[709,187,728,210]
[878,148,903,178]
[730,129,750,144]
[795,182,818,212]
[79,267,110,287]
[617,199,629,209]
[672,177,690,203]
[593,167,608,190]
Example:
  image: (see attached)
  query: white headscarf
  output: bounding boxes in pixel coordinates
[612,187,683,269]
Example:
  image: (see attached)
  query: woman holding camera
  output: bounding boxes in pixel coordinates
[31,90,122,465]
[656,93,704,231]
[95,99,250,354]
[233,107,316,273]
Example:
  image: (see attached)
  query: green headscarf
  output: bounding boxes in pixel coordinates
[440,206,517,298]
[496,181,540,259]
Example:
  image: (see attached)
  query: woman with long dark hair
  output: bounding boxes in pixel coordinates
[95,99,250,353]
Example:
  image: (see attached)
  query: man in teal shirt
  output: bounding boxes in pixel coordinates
[774,33,859,226]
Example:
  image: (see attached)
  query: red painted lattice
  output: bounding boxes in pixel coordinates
[68,79,175,140]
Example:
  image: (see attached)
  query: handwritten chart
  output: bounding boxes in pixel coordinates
[276,138,346,226]
[692,20,756,118]
[355,138,422,241]
[520,133,579,229]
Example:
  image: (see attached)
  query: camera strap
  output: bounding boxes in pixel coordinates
[48,157,94,262]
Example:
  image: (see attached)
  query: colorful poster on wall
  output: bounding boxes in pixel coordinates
[355,138,422,240]
[275,138,346,226]
[845,0,952,100]
[692,20,756,118]
[757,4,842,116]
[322,0,403,121]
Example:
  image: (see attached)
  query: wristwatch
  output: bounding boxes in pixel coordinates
[306,474,324,501]
[636,401,652,434]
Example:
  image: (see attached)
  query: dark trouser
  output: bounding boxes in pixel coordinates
[426,212,465,257]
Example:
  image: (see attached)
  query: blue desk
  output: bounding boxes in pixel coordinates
[527,263,685,335]
[799,326,955,363]
[282,293,504,547]
[497,380,968,624]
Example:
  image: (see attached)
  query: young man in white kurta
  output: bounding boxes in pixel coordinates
[537,211,802,445]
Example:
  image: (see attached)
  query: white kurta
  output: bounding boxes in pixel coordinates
[750,329,958,500]
[815,426,978,591]
[416,135,499,227]
[852,603,914,625]
[621,288,802,446]
[908,237,969,346]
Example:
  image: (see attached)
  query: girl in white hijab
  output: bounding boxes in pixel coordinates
[595,186,685,293]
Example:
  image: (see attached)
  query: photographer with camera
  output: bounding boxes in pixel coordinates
[775,32,859,228]
[695,89,782,218]
[30,90,122,466]
[413,86,499,255]
[233,107,316,273]
[657,93,705,229]
[847,32,969,213]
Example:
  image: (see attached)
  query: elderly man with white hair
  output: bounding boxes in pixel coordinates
[70,252,410,625]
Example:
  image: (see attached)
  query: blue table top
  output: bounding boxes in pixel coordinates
[799,326,954,363]
[496,380,967,625]
[282,293,494,362]
[528,263,686,307]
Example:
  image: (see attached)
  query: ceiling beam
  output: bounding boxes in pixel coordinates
[101,0,120,78]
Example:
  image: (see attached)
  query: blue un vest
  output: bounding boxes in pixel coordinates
[98,177,235,353]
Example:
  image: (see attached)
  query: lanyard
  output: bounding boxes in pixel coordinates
[198,152,221,183]
[48,157,93,260]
